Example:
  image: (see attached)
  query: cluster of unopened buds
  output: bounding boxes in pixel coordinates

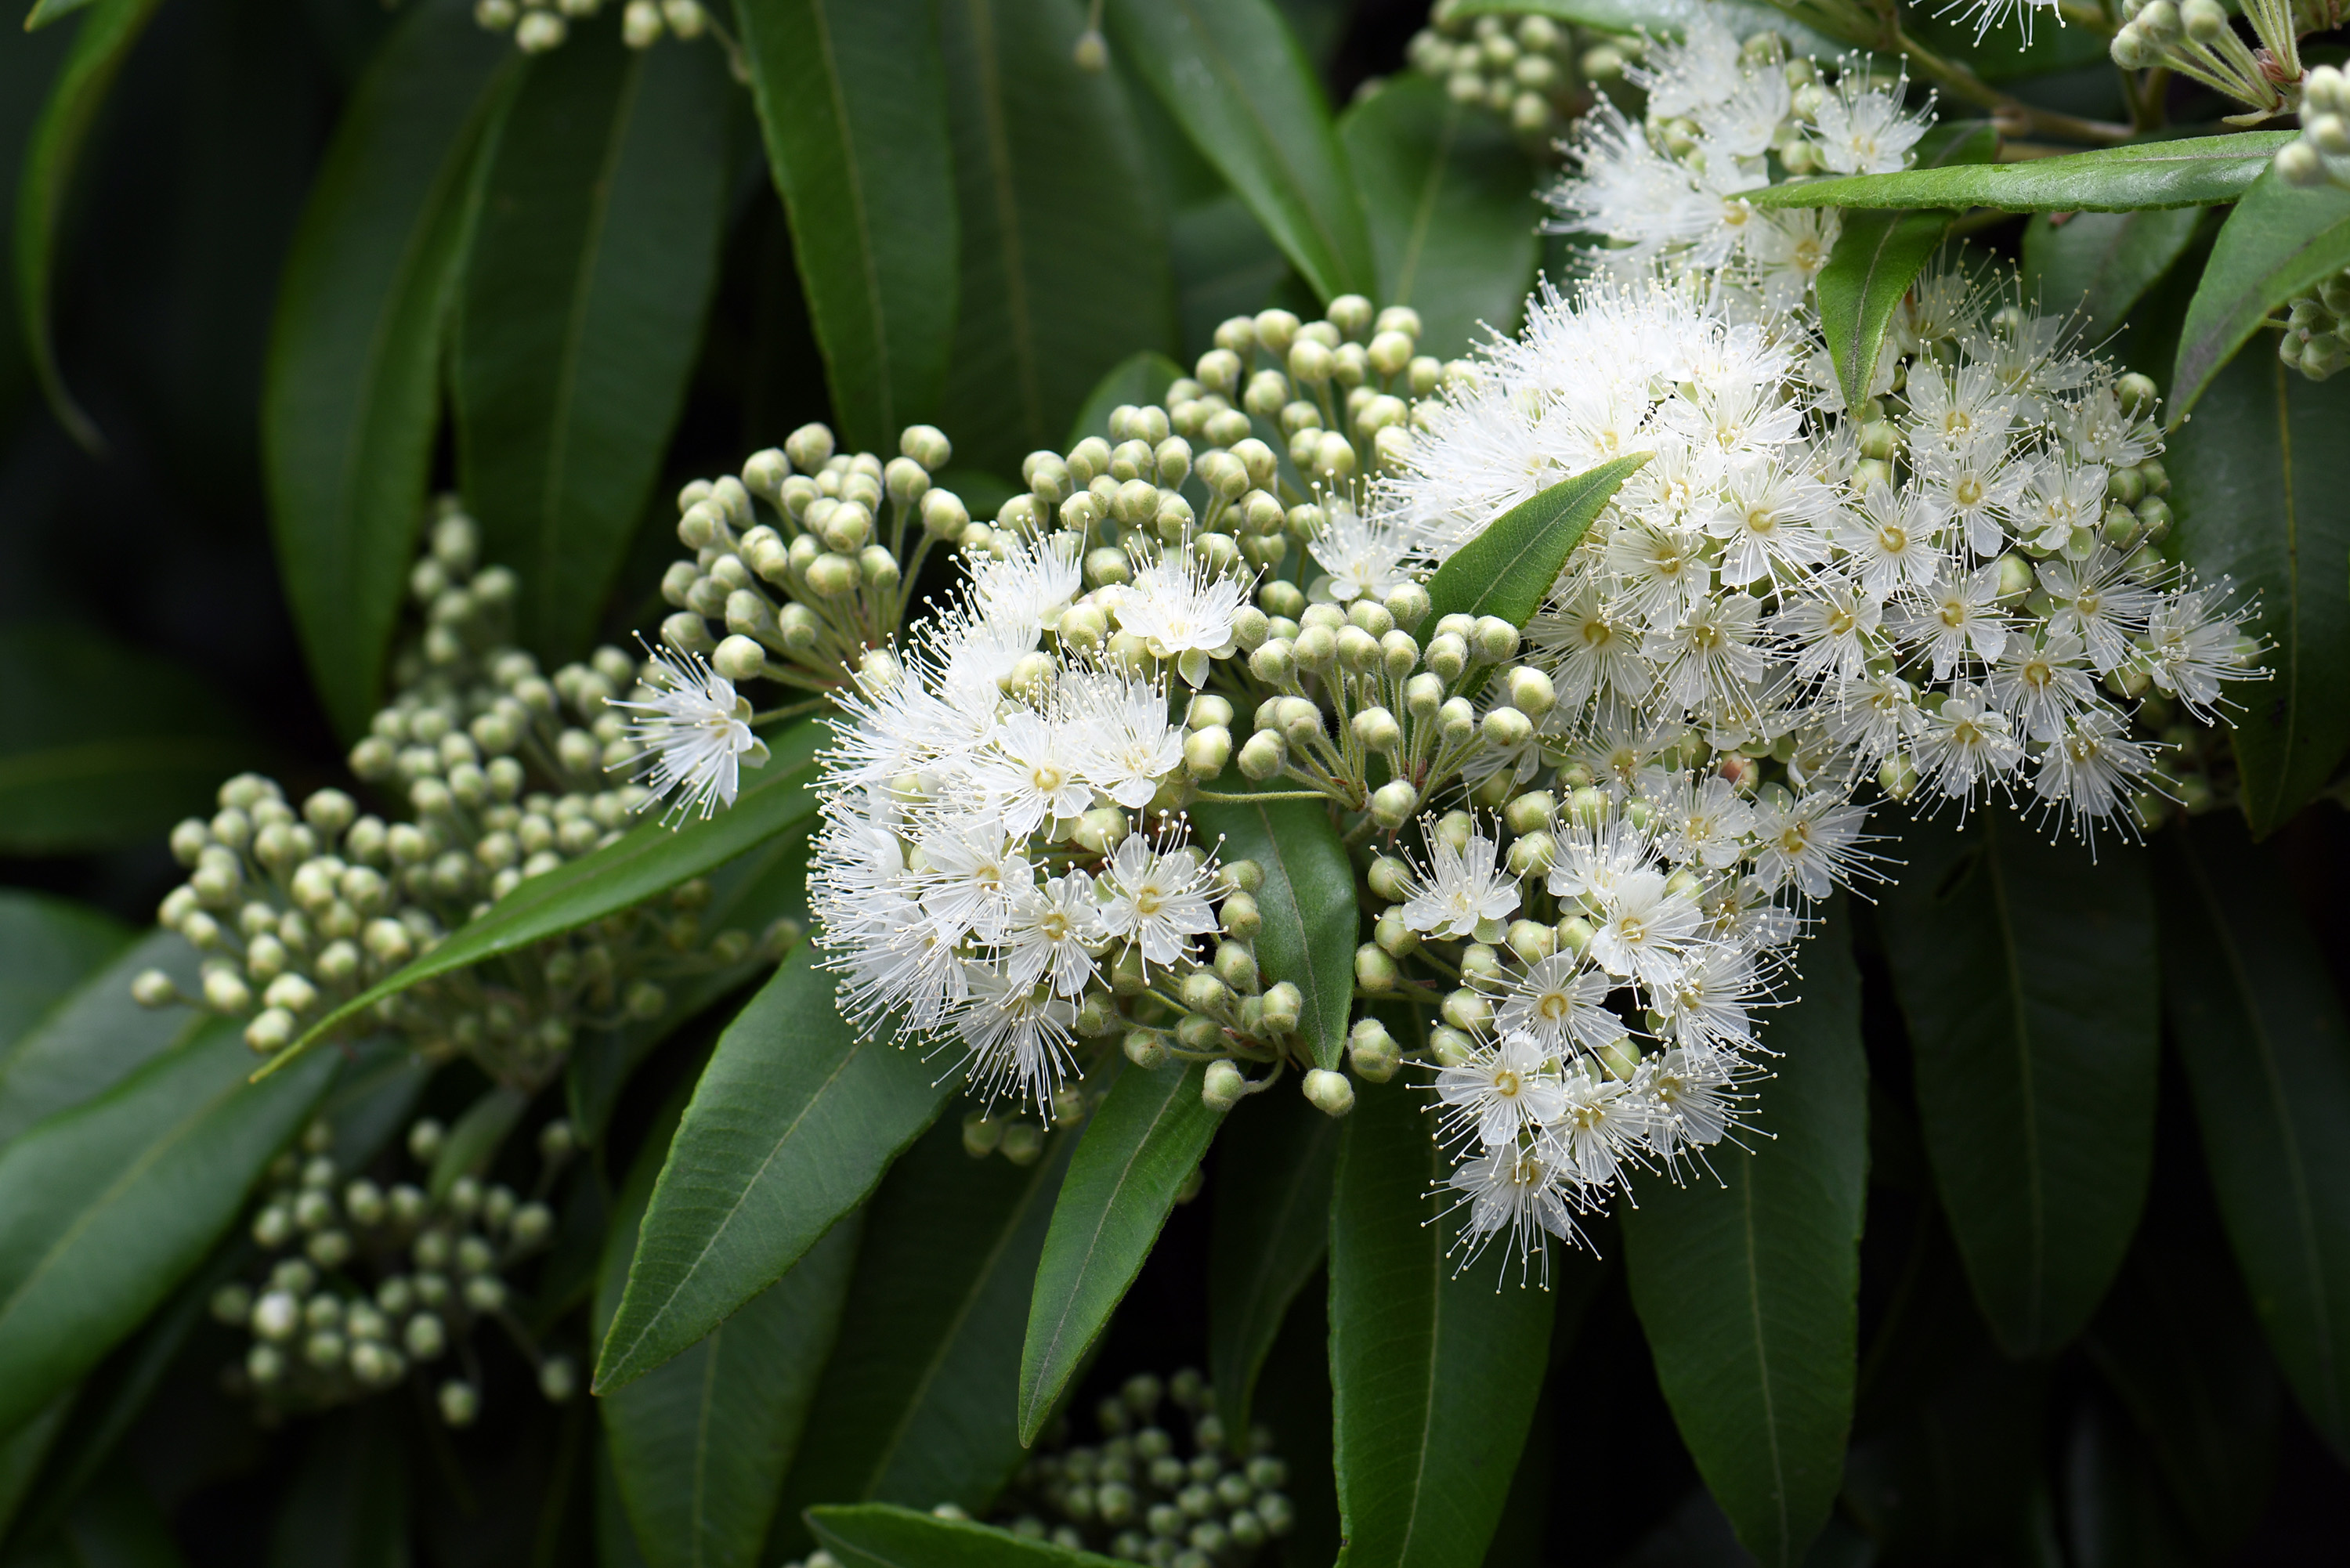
[2108,0,2337,123]
[212,1116,579,1426]
[1399,2,1616,150]
[2277,63,2350,191]
[474,0,711,54]
[2276,258,2350,380]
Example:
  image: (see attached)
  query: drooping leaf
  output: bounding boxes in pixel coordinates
[1019,1060,1224,1443]
[734,0,956,453]
[2062,1393,2208,1568]
[1065,350,1186,450]
[0,1017,337,1435]
[0,928,204,1148]
[266,1406,410,1568]
[2156,816,2350,1461]
[1421,454,1652,629]
[1336,74,1538,363]
[1328,1078,1554,1568]
[0,892,128,1052]
[770,1117,1073,1559]
[1102,0,1375,305]
[1208,1083,1337,1436]
[1813,121,1995,410]
[427,1084,530,1198]
[935,0,1176,478]
[261,0,515,738]
[1170,193,1289,358]
[1875,815,2158,1357]
[1619,912,1867,1568]
[0,623,254,855]
[810,1504,1126,1568]
[454,21,734,663]
[282,717,824,1070]
[1188,784,1356,1073]
[2169,170,2350,421]
[595,942,954,1393]
[0,1389,73,1544]
[1741,133,2295,213]
[2020,207,2204,338]
[2164,352,2350,836]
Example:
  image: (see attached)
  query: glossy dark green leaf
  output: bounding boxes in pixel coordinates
[771,1117,1073,1559]
[1102,0,1374,305]
[1020,1060,1225,1443]
[0,1017,336,1434]
[2063,1394,2206,1568]
[0,1389,73,1542]
[0,893,127,1052]
[2169,171,2350,421]
[1743,133,2294,213]
[2157,816,2350,1460]
[283,717,824,1069]
[1066,350,1185,450]
[1619,913,1866,1568]
[1875,815,2158,1357]
[1170,193,1289,357]
[1208,1084,1337,1435]
[1337,74,1538,363]
[1813,121,1995,411]
[734,0,956,453]
[1188,784,1356,1072]
[810,1504,1124,1568]
[428,1084,529,1198]
[454,23,733,662]
[12,0,162,447]
[0,623,254,855]
[2164,352,2350,836]
[43,1465,189,1567]
[1451,0,1839,52]
[598,1073,862,1568]
[1329,1078,1554,1568]
[936,0,1175,477]
[595,941,954,1393]
[1421,454,1652,630]
[266,1406,410,1568]
[261,0,514,739]
[2020,207,2203,338]
[0,928,204,1148]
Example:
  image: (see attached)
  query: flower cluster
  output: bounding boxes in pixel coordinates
[1400,2,1613,151]
[2278,63,2350,193]
[212,1115,579,1427]
[2277,258,2350,381]
[474,0,712,55]
[2107,0,2336,124]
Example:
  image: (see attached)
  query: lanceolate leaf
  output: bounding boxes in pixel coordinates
[595,943,955,1393]
[1421,453,1651,629]
[454,23,734,663]
[0,929,204,1146]
[0,891,128,1053]
[2168,170,2350,423]
[1188,785,1355,1072]
[771,1118,1073,1559]
[1337,74,1538,362]
[261,0,515,739]
[1209,1084,1338,1436]
[1102,0,1375,305]
[1741,133,2294,213]
[1452,0,1840,52]
[2021,207,2204,338]
[1875,815,2159,1358]
[0,1018,337,1435]
[1019,1060,1225,1443]
[1328,1078,1554,1568]
[1619,913,1867,1568]
[936,0,1176,478]
[281,717,824,1069]
[811,1504,1125,1568]
[1065,350,1185,450]
[735,0,956,453]
[2157,817,2350,1461]
[2164,353,2350,836]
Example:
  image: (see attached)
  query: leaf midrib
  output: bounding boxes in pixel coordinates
[965,0,1043,443]
[2262,355,2301,828]
[1984,819,2048,1346]
[1387,99,1459,308]
[808,0,896,433]
[1739,1166,1791,1561]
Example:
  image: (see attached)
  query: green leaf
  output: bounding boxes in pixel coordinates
[935,0,1176,478]
[770,1117,1073,1559]
[1065,350,1186,450]
[2167,170,2350,424]
[1337,75,1538,363]
[1019,1060,1225,1443]
[0,1017,337,1435]
[454,23,734,663]
[1328,1078,1554,1568]
[595,942,954,1393]
[2020,207,2204,338]
[261,0,514,739]
[1619,912,1867,1568]
[0,892,128,1053]
[1102,0,1375,305]
[1875,815,2159,1358]
[1208,1082,1337,1435]
[734,0,956,454]
[1170,192,1289,356]
[1450,0,1841,53]
[2156,815,2350,1461]
[428,1084,530,1198]
[810,1504,1125,1568]
[282,717,824,1071]
[0,623,254,855]
[1188,785,1356,1072]
[598,1072,862,1568]
[0,1389,73,1543]
[0,929,205,1147]
[266,1407,410,1568]
[2164,351,2350,836]
[1813,121,1996,411]
[13,0,162,447]
[1741,133,2295,213]
[1421,455,1652,630]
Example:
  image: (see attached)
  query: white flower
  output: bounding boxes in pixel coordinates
[1647,773,1757,870]
[1587,869,1703,989]
[2146,581,2257,719]
[1097,833,1220,967]
[1437,1031,1568,1150]
[1987,628,2096,742]
[1447,1143,1583,1269]
[1806,70,1931,175]
[1066,670,1184,809]
[1114,552,1252,686]
[1401,828,1520,941]
[1307,500,1413,604]
[1749,790,1875,898]
[2037,549,2157,675]
[1494,954,1621,1055]
[1543,1064,1650,1187]
[1835,479,1947,596]
[1003,872,1106,999]
[915,814,1032,943]
[2034,708,2154,834]
[1896,564,2009,680]
[971,711,1093,836]
[953,968,1077,1111]
[1640,1045,1743,1165]
[1914,681,2024,801]
[609,648,769,822]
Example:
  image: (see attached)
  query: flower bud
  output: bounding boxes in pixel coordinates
[1374,907,1417,959]
[1424,633,1468,681]
[1354,944,1399,993]
[1237,731,1288,780]
[1202,1060,1247,1111]
[1353,706,1402,752]
[1301,1068,1354,1118]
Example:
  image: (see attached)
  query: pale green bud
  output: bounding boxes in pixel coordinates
[1184,725,1232,779]
[1301,1068,1354,1118]
[1202,1060,1247,1111]
[1354,944,1399,993]
[1374,907,1417,959]
[1354,706,1402,752]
